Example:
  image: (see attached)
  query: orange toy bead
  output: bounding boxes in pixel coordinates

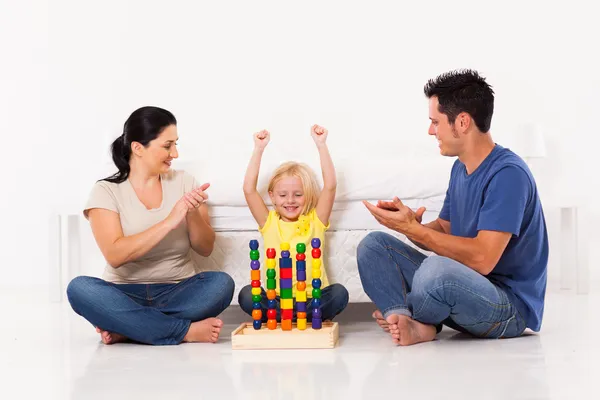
[281,319,292,331]
[267,319,277,330]
[267,289,276,300]
[252,309,262,320]
[297,312,307,319]
[297,281,306,291]
[251,270,260,280]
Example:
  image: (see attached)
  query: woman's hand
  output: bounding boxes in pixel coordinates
[184,183,210,209]
[165,183,210,230]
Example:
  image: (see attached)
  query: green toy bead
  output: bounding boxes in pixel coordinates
[267,279,276,290]
[250,250,260,260]
[267,269,276,278]
[252,294,262,302]
[296,243,306,253]
[312,288,322,299]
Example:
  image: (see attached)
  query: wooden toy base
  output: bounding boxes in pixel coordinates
[231,321,339,349]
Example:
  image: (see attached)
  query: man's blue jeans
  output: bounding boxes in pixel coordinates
[357,232,526,338]
[67,272,235,345]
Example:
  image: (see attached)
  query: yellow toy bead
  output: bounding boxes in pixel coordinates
[296,290,307,302]
[312,258,321,268]
[251,287,261,296]
[297,318,307,330]
[281,298,293,309]
[280,242,290,251]
[312,268,321,279]
[266,259,276,268]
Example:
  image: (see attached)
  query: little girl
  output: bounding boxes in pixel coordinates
[238,125,349,322]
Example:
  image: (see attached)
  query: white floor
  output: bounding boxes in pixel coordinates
[1,290,598,400]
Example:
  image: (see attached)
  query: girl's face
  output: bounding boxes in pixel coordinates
[269,175,305,222]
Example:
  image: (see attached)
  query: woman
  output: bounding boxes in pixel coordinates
[67,106,234,345]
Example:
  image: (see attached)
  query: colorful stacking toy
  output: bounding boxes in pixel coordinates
[311,238,323,329]
[266,246,278,330]
[247,238,324,331]
[249,240,262,330]
[295,242,307,330]
[279,242,293,331]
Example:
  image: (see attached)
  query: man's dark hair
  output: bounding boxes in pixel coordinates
[424,69,495,132]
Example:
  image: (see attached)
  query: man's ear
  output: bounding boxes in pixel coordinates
[457,112,471,133]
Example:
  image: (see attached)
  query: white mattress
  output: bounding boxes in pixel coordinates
[194,199,441,304]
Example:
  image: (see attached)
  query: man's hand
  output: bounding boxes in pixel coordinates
[364,197,425,234]
[377,200,426,223]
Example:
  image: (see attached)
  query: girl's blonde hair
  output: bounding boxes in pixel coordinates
[268,161,320,215]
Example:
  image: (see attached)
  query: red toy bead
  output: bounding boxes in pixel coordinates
[251,280,261,288]
[266,248,276,258]
[281,309,293,320]
[311,248,321,258]
[267,309,277,319]
[296,253,306,261]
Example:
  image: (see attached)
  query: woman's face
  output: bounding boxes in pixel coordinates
[135,124,179,174]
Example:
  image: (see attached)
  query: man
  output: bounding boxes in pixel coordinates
[359,69,548,345]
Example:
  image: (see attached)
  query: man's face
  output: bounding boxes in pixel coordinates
[428,96,463,157]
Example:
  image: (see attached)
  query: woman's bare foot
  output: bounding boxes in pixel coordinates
[183,318,223,343]
[95,327,128,345]
[372,310,390,332]
[385,314,436,346]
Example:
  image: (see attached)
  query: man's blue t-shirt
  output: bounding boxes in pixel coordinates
[439,144,548,331]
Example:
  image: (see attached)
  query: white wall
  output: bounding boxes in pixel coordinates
[1,0,598,292]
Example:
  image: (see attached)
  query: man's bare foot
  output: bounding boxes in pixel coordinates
[183,318,223,343]
[372,310,390,332]
[95,327,128,345]
[386,314,436,346]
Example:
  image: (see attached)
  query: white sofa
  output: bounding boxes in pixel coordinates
[183,155,453,303]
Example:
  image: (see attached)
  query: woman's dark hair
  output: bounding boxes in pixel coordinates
[103,106,177,183]
[424,69,495,133]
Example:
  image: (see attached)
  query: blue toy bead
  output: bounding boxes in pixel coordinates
[249,240,259,250]
[250,260,260,270]
[312,278,321,288]
[253,302,262,310]
[312,298,321,308]
[281,250,290,258]
[253,319,262,330]
[312,308,322,319]
[267,299,277,309]
[296,301,306,312]
[295,260,306,270]
[311,238,321,249]
[312,318,322,329]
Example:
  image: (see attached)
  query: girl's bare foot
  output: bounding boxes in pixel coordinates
[372,310,390,332]
[95,327,128,345]
[183,318,223,343]
[386,314,436,346]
